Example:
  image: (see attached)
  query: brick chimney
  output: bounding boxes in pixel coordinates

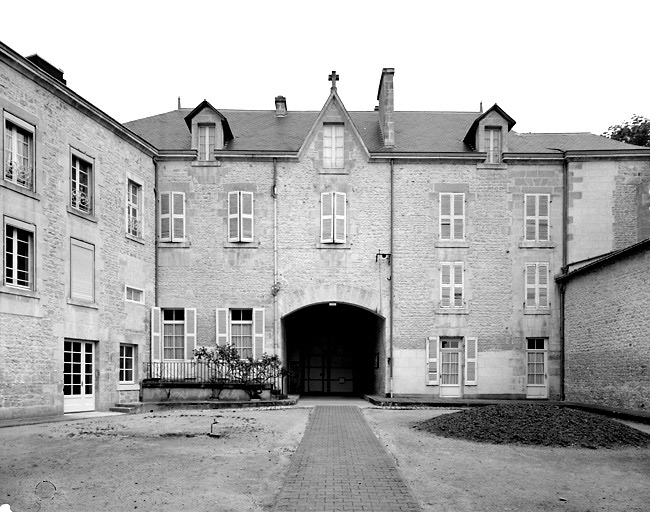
[377,68,395,147]
[275,95,287,117]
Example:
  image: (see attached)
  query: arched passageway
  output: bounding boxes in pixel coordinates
[283,303,385,396]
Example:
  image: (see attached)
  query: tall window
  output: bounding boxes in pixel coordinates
[119,345,135,383]
[163,309,185,360]
[159,192,185,242]
[525,263,549,310]
[216,308,265,359]
[127,180,142,238]
[321,191,346,243]
[71,154,93,214]
[70,239,94,302]
[485,127,502,164]
[231,309,254,359]
[198,124,215,160]
[525,194,550,241]
[440,262,464,308]
[439,193,465,241]
[228,191,254,242]
[4,112,35,190]
[527,338,546,385]
[323,124,344,168]
[4,220,34,290]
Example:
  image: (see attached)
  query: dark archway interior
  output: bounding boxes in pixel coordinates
[284,303,384,396]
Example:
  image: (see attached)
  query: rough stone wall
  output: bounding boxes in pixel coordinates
[0,58,155,419]
[564,247,650,410]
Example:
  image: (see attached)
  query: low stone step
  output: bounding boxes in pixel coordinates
[109,404,140,414]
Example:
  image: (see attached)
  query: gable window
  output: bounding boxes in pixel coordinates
[127,180,142,238]
[4,218,34,290]
[525,194,550,241]
[228,191,254,242]
[198,124,215,160]
[439,193,465,240]
[323,124,344,168]
[440,262,464,308]
[320,191,346,243]
[4,112,35,190]
[159,192,185,242]
[485,127,501,164]
[119,344,136,383]
[71,153,93,215]
[525,263,549,310]
[216,308,265,359]
[70,238,94,302]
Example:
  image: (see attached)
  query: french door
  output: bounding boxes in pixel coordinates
[63,340,95,413]
[526,338,548,398]
[440,338,462,397]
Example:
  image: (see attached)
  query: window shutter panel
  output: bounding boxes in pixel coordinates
[151,307,162,362]
[453,263,464,307]
[321,192,333,243]
[253,308,265,360]
[240,192,254,242]
[538,195,550,241]
[426,337,439,385]
[525,195,536,241]
[453,194,464,240]
[440,194,451,240]
[185,308,197,360]
[465,337,478,385]
[216,308,229,345]
[70,240,94,302]
[171,192,185,241]
[228,191,240,242]
[441,264,451,307]
[334,192,346,243]
[538,263,549,308]
[160,192,171,241]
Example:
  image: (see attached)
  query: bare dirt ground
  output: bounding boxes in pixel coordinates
[1,405,649,512]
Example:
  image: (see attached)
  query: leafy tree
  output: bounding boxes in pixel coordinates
[604,114,650,147]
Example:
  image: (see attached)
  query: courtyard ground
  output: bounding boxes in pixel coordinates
[0,405,649,511]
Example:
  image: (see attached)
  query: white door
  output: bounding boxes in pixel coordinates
[440,338,462,397]
[64,340,95,413]
[526,338,547,398]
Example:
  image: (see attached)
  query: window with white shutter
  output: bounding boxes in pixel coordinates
[323,124,344,168]
[159,192,186,242]
[439,193,465,241]
[440,262,464,308]
[198,124,215,161]
[525,263,549,310]
[228,191,254,242]
[126,179,142,238]
[70,238,94,302]
[525,194,550,242]
[425,337,439,385]
[465,337,478,385]
[321,191,346,243]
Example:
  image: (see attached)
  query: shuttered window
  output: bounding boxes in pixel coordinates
[321,192,346,243]
[127,179,142,238]
[525,194,550,241]
[440,193,465,241]
[440,262,464,308]
[228,191,254,242]
[323,124,344,168]
[4,112,35,190]
[215,308,265,359]
[158,308,195,361]
[525,263,549,309]
[159,192,185,242]
[70,238,94,302]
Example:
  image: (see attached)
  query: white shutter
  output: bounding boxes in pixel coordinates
[240,192,254,242]
[321,192,333,243]
[538,263,549,308]
[159,192,171,241]
[216,308,229,345]
[440,264,451,307]
[253,308,265,359]
[465,337,478,385]
[171,192,185,241]
[525,195,536,241]
[440,194,451,240]
[538,195,550,241]
[334,192,346,243]
[426,337,439,385]
[228,191,240,242]
[453,263,464,307]
[70,239,94,302]
[185,308,197,360]
[151,307,162,362]
[525,264,536,308]
[453,193,464,240]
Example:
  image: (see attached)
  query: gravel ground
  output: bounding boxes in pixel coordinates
[413,404,650,448]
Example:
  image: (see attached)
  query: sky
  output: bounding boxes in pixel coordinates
[2,0,649,135]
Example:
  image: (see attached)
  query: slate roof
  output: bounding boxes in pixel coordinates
[124,108,650,155]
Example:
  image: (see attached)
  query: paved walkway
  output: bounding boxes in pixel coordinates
[271,405,422,512]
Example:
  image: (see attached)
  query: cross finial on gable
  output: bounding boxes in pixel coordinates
[329,71,339,90]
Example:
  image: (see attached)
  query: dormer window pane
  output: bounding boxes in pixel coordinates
[199,124,215,160]
[485,127,501,164]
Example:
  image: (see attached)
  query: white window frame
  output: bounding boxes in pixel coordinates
[216,308,265,360]
[198,124,215,160]
[525,262,549,310]
[4,217,35,290]
[524,194,550,242]
[119,344,136,384]
[439,193,465,241]
[70,151,94,215]
[526,337,546,386]
[4,111,35,190]
[162,308,185,361]
[159,192,186,242]
[323,124,344,168]
[125,285,144,304]
[320,191,346,244]
[70,238,95,302]
[126,179,143,238]
[151,307,196,362]
[228,191,254,242]
[440,262,464,308]
[485,127,502,164]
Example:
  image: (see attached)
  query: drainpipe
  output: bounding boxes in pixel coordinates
[389,158,394,398]
[560,152,568,401]
[153,155,159,307]
[272,158,279,356]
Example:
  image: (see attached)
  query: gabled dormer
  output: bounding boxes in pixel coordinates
[298,71,370,171]
[463,104,515,164]
[184,100,233,161]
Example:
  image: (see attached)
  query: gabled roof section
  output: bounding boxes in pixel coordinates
[463,103,516,147]
[184,99,234,141]
[297,88,370,161]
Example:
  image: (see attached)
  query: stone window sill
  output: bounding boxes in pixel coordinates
[158,241,191,248]
[67,206,98,223]
[477,163,507,170]
[1,180,40,200]
[524,308,550,315]
[126,233,145,245]
[67,298,99,310]
[316,243,351,250]
[436,306,470,315]
[435,240,470,248]
[224,241,260,249]
[118,383,140,391]
[0,286,40,300]
[518,241,555,249]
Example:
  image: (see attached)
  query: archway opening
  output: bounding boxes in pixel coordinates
[283,303,385,396]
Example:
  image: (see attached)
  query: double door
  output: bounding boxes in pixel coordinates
[63,340,95,413]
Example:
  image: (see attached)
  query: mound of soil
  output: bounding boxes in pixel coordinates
[414,404,650,448]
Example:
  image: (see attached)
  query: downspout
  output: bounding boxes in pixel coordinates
[272,158,279,355]
[560,152,568,401]
[153,155,159,307]
[389,158,395,398]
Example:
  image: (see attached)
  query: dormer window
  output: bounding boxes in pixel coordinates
[485,127,501,164]
[198,124,215,160]
[323,124,344,168]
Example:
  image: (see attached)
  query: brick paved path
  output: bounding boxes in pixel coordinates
[271,405,422,511]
